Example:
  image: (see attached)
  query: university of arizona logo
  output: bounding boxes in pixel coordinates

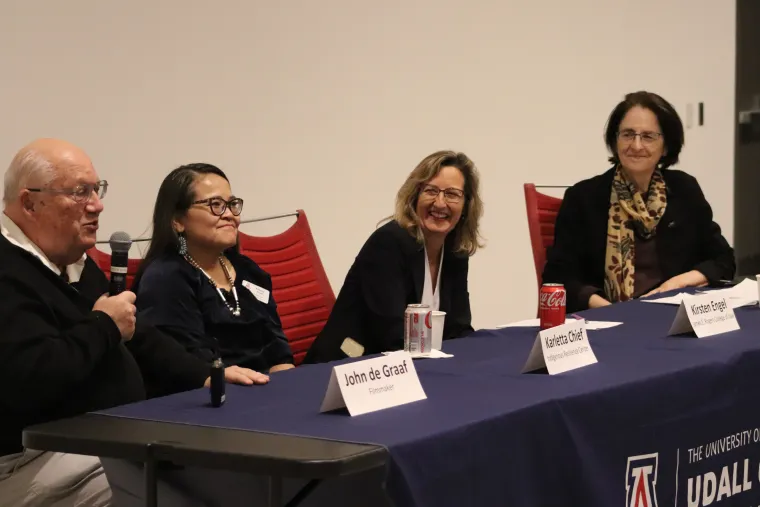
[626,453,659,507]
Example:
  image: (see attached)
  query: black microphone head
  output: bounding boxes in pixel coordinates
[109,231,132,254]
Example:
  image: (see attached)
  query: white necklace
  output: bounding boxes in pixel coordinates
[184,254,241,317]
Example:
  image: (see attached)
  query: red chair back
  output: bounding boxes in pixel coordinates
[524,184,564,289]
[238,210,335,365]
[86,247,143,290]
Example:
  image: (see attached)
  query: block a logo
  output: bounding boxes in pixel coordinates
[626,453,659,507]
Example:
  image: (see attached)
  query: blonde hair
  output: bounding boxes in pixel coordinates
[392,150,484,256]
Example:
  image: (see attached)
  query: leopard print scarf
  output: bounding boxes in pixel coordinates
[603,166,667,303]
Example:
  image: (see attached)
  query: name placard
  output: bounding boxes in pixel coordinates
[320,352,427,416]
[521,320,598,375]
[668,294,740,338]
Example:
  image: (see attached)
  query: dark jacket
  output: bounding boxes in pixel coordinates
[304,220,474,363]
[0,235,209,456]
[542,167,736,312]
[134,251,293,372]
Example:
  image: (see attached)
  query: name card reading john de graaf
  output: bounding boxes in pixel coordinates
[320,352,427,416]
[668,293,740,338]
[521,319,598,375]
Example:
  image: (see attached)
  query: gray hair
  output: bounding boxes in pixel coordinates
[2,147,55,204]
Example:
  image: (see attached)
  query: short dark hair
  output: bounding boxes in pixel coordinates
[134,163,231,286]
[604,91,684,169]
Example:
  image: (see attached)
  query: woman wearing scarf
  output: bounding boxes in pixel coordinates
[542,91,735,312]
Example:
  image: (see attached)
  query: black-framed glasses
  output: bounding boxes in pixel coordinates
[27,180,108,203]
[419,184,465,204]
[617,130,663,145]
[192,197,244,216]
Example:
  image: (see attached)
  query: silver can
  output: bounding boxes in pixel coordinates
[404,304,432,354]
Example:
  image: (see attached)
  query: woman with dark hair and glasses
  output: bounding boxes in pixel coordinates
[542,91,735,312]
[304,150,484,363]
[133,163,294,375]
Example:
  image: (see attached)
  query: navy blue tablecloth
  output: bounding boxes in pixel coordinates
[99,298,760,507]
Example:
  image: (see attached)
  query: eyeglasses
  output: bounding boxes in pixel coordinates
[27,180,108,203]
[419,184,465,204]
[617,130,663,145]
[192,197,244,217]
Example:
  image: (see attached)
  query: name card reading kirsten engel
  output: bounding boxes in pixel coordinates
[668,293,740,338]
[522,320,598,375]
[320,352,426,416]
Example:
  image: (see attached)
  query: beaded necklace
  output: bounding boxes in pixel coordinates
[184,254,241,317]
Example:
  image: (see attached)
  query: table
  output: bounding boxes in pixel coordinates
[24,297,760,506]
[22,413,389,507]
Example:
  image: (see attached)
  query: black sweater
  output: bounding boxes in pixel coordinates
[0,235,210,456]
[134,251,293,372]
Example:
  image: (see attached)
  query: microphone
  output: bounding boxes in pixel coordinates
[109,232,132,296]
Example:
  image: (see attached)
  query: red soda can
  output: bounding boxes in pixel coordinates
[539,283,566,329]
[404,304,432,354]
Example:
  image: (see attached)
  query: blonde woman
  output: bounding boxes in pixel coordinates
[304,150,484,363]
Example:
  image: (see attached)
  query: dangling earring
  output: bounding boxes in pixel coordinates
[177,233,187,256]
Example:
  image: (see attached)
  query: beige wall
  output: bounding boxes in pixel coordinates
[0,0,736,328]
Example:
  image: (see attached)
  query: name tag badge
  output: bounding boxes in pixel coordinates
[668,293,739,338]
[340,337,365,358]
[242,280,270,304]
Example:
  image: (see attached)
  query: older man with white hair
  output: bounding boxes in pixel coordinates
[0,139,269,506]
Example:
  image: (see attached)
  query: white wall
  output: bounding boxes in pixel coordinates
[0,0,736,328]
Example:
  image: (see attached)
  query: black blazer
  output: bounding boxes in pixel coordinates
[542,167,736,312]
[304,220,474,363]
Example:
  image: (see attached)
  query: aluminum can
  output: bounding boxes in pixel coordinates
[539,283,567,329]
[404,304,432,354]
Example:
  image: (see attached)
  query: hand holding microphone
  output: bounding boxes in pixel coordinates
[94,291,137,340]
[92,232,137,340]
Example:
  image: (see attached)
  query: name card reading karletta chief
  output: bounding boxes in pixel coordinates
[320,352,426,416]
[668,293,739,338]
[521,319,598,375]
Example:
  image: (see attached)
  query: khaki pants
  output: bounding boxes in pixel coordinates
[0,450,111,507]
[101,459,389,507]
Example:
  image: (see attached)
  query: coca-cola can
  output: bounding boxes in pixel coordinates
[539,283,567,329]
[404,304,432,354]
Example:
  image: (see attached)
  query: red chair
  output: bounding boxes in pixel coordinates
[523,184,564,290]
[86,247,143,290]
[238,210,335,365]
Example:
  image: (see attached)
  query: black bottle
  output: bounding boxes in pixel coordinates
[210,357,225,407]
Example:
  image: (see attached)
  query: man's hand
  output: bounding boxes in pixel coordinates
[93,291,137,341]
[269,363,295,373]
[204,366,270,387]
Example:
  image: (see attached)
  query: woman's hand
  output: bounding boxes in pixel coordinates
[269,363,295,373]
[204,366,270,387]
[643,270,708,297]
[588,294,612,309]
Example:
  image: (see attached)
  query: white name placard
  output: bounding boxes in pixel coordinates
[320,352,427,416]
[668,293,740,338]
[521,320,598,375]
